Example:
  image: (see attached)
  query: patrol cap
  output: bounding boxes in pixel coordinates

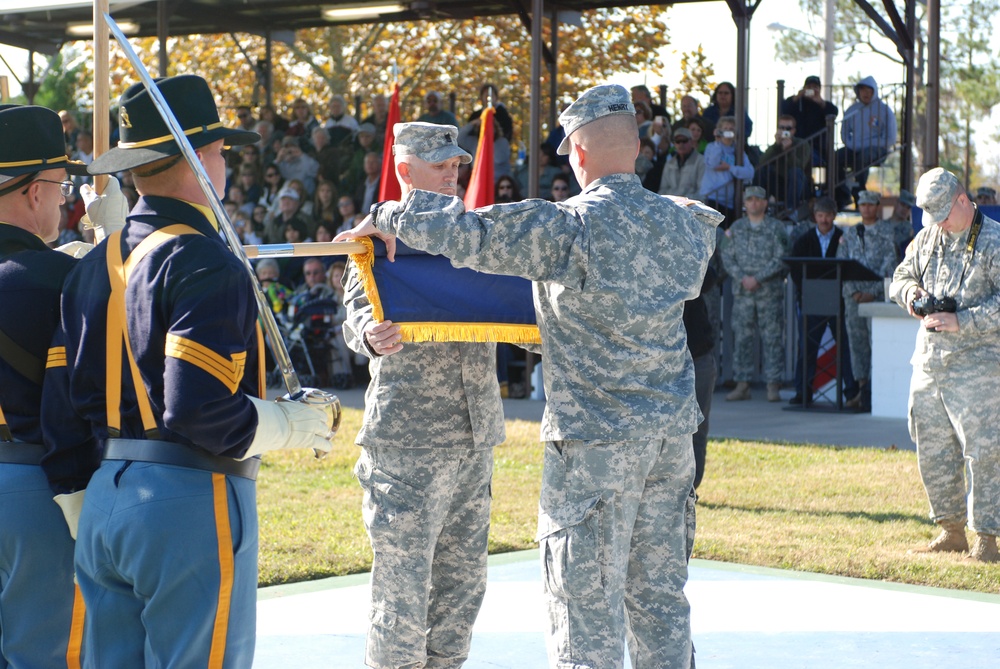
[557,84,636,155]
[857,190,881,205]
[744,185,766,200]
[0,105,89,184]
[976,186,996,199]
[392,122,471,164]
[916,168,963,226]
[90,74,260,175]
[898,189,915,207]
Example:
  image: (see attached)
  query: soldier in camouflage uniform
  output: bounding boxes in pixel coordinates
[890,167,1000,563]
[342,122,504,668]
[887,188,916,257]
[339,85,720,669]
[720,185,788,402]
[837,190,898,410]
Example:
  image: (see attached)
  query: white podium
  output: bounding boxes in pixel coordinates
[858,302,921,419]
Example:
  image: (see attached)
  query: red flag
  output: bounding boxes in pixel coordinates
[463,105,495,210]
[378,83,402,202]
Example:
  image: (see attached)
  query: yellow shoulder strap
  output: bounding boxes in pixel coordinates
[105,225,202,436]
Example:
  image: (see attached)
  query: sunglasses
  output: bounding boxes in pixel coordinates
[673,138,690,144]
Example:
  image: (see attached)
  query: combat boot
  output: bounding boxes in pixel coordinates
[767,382,781,402]
[726,382,751,401]
[966,534,999,563]
[845,378,867,409]
[909,519,968,554]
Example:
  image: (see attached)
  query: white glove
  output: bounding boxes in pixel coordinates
[55,240,95,258]
[241,396,333,459]
[80,176,128,243]
[54,490,86,540]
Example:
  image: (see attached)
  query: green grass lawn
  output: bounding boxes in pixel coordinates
[257,407,999,593]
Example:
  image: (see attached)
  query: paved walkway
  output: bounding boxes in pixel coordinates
[250,384,998,668]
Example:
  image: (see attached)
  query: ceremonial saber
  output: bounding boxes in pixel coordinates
[103,14,340,446]
[244,240,367,259]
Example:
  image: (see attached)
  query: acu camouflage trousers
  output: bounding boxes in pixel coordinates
[731,287,785,383]
[355,446,493,669]
[537,436,696,669]
[909,364,1000,535]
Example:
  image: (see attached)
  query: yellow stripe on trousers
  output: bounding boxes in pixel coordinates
[66,584,85,669]
[208,473,236,669]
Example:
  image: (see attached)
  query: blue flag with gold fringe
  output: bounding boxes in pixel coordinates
[350,237,540,344]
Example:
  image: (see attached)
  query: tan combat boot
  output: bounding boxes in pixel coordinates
[767,382,781,402]
[726,382,751,401]
[966,533,999,563]
[845,378,867,408]
[909,519,968,554]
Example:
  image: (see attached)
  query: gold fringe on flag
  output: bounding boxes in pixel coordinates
[348,237,541,344]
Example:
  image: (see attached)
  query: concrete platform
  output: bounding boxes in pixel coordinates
[255,550,1000,668]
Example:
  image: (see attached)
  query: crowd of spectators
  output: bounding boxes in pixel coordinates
[50,78,991,401]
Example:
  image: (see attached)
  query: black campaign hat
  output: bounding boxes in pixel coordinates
[89,74,259,175]
[0,105,89,177]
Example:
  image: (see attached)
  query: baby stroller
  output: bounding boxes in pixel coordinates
[285,295,350,389]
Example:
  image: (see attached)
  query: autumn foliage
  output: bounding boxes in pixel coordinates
[82,7,671,144]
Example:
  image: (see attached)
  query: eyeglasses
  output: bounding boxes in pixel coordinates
[673,138,690,144]
[23,178,74,197]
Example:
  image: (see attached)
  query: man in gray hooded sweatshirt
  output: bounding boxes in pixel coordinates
[835,76,897,209]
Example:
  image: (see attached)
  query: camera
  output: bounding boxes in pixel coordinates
[721,130,735,139]
[911,293,957,317]
[781,130,791,139]
[804,89,815,97]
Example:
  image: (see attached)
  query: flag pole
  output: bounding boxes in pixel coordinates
[93,0,110,194]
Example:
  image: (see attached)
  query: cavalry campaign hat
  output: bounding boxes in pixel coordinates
[557,84,635,155]
[89,74,259,175]
[0,104,89,179]
[392,122,471,164]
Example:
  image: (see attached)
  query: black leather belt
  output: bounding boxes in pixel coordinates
[104,439,260,481]
[0,442,46,466]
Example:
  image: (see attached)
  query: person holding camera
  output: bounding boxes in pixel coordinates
[699,115,754,226]
[890,167,1000,563]
[779,75,838,167]
[755,115,812,215]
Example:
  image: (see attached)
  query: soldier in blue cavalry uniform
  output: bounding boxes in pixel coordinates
[40,75,335,669]
[0,104,92,669]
